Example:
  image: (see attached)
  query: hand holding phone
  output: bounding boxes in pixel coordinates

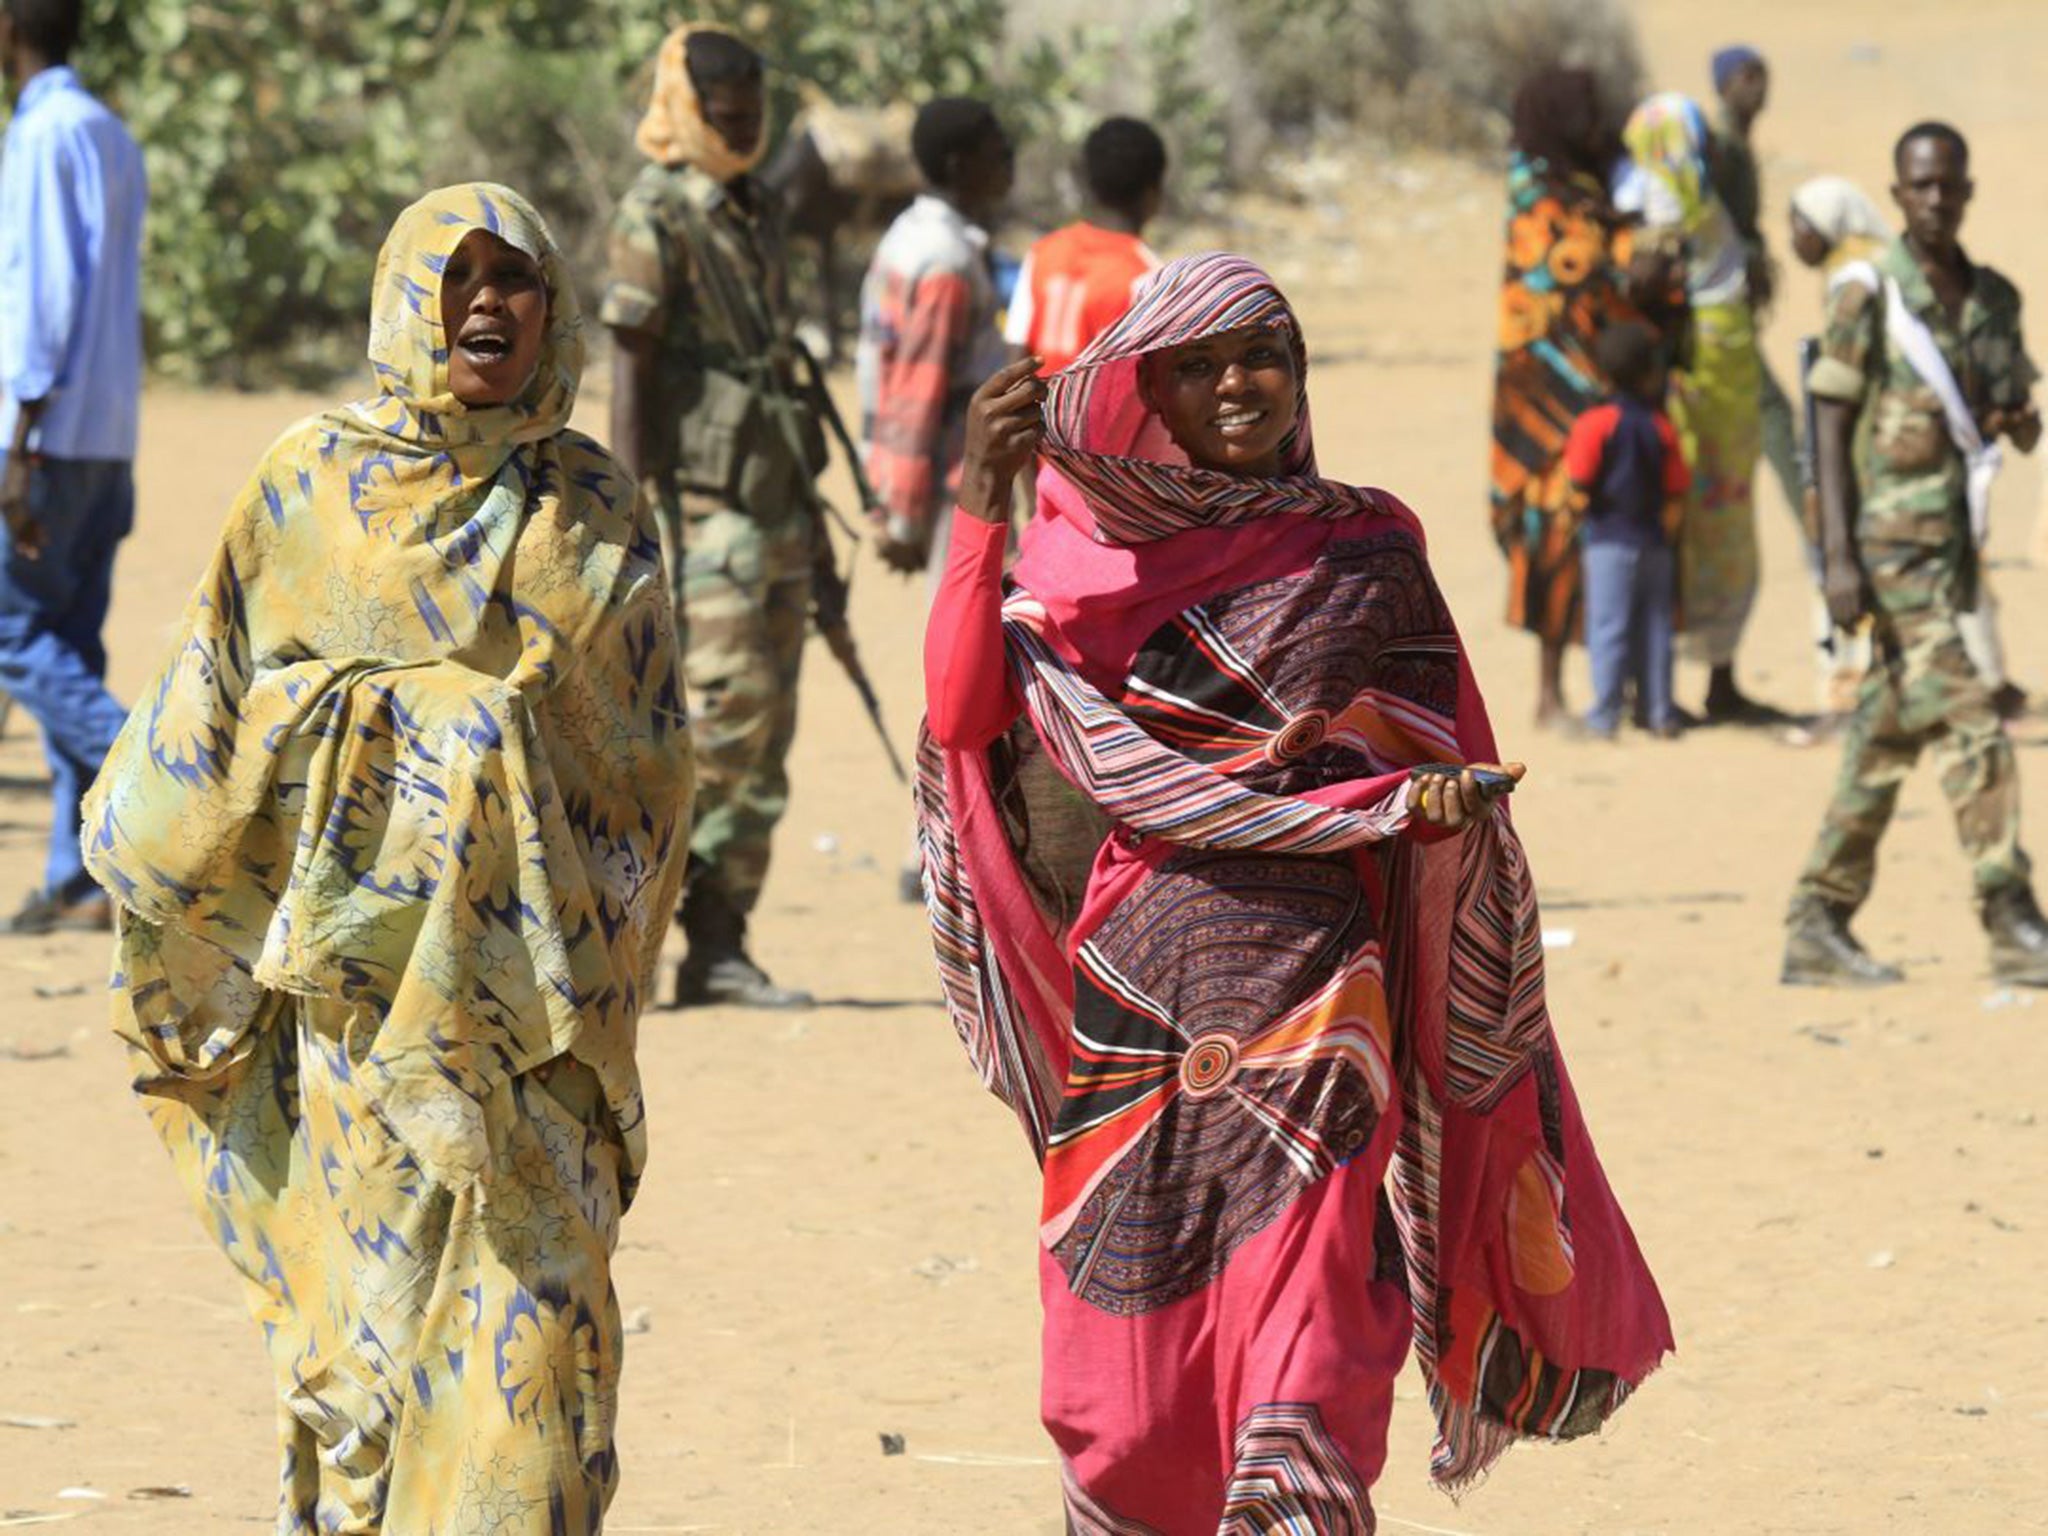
[1406,761,1525,830]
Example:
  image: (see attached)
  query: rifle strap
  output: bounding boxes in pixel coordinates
[667,190,867,618]
[667,189,838,527]
[672,186,881,517]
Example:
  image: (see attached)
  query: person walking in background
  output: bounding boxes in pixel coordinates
[1784,123,2048,988]
[860,96,1013,904]
[0,0,143,934]
[1489,66,1645,728]
[84,183,690,1532]
[1622,92,1778,724]
[1566,320,1688,739]
[1004,116,1165,376]
[857,96,1013,579]
[1708,45,1802,526]
[918,253,1670,1531]
[603,25,823,1008]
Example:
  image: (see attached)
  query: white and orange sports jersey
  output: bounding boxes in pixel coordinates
[1002,221,1161,375]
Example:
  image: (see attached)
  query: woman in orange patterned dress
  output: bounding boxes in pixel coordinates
[1490,69,1646,726]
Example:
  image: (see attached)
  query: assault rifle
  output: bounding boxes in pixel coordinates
[778,339,908,785]
[662,195,908,788]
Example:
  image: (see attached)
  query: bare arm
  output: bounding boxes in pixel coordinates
[608,329,660,487]
[5,397,41,460]
[1,397,48,559]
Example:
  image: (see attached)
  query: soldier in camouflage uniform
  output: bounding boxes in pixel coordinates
[602,26,822,1008]
[1784,122,2048,986]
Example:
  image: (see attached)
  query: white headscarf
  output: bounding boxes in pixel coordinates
[1789,176,1893,250]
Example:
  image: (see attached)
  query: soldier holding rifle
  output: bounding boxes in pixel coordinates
[605,24,896,1008]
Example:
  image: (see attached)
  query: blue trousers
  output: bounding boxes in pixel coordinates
[1583,535,1675,733]
[0,456,134,899]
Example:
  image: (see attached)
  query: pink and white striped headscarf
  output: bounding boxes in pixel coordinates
[1040,252,1381,544]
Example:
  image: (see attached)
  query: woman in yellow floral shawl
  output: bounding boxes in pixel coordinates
[82,184,691,1532]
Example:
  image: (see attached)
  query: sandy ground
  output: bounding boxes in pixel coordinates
[6,1,2048,1531]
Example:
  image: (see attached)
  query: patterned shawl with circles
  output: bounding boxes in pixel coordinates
[916,251,1671,1490]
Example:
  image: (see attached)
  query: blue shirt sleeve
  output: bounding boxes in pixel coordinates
[0,115,91,405]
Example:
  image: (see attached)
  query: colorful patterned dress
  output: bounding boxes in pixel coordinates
[82,184,692,1533]
[919,254,1671,1533]
[1490,153,1637,645]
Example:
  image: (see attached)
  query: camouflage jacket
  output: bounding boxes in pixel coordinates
[1808,236,2038,552]
[599,162,813,517]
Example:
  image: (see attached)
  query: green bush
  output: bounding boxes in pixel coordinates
[53,0,1023,382]
[68,0,461,381]
[21,0,1641,382]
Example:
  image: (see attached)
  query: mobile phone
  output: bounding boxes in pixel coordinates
[1409,763,1517,796]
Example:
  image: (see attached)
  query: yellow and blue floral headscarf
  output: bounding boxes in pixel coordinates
[361,184,582,444]
[84,183,692,1194]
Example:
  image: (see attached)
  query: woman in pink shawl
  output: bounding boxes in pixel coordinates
[914,252,1670,1532]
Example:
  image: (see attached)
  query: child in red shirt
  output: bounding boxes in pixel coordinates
[1563,320,1690,737]
[1004,117,1166,374]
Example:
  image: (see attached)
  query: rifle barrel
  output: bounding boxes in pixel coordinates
[1797,336,1821,490]
[817,617,908,784]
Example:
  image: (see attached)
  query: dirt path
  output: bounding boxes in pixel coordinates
[4,2,2047,1530]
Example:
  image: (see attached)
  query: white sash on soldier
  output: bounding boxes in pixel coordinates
[1835,258,2002,547]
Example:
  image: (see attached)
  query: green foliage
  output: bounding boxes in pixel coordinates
[1226,0,1417,134]
[32,0,1640,382]
[57,0,1035,382]
[71,0,468,379]
[1004,3,1236,217]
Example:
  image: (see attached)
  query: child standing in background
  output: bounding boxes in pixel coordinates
[1565,320,1689,738]
[857,97,1014,577]
[1004,117,1166,375]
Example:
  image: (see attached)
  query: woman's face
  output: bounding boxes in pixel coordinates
[1142,326,1300,477]
[440,229,549,406]
[1788,209,1830,269]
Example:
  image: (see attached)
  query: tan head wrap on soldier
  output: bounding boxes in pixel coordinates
[634,24,770,181]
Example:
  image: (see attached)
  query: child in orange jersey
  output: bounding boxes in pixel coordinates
[1005,117,1166,375]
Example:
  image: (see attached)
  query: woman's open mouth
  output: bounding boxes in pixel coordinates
[457,327,515,365]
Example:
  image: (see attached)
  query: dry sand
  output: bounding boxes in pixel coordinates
[5,1,2048,1530]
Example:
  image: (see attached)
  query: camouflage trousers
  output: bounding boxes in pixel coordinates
[656,486,813,917]
[1792,541,2029,916]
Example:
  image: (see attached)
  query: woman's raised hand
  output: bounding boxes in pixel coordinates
[1407,761,1527,831]
[959,356,1049,525]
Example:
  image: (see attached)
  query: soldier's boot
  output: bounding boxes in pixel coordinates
[674,883,814,1010]
[1982,885,2048,986]
[1781,898,1904,987]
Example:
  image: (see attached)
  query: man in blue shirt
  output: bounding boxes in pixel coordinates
[0,0,145,932]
